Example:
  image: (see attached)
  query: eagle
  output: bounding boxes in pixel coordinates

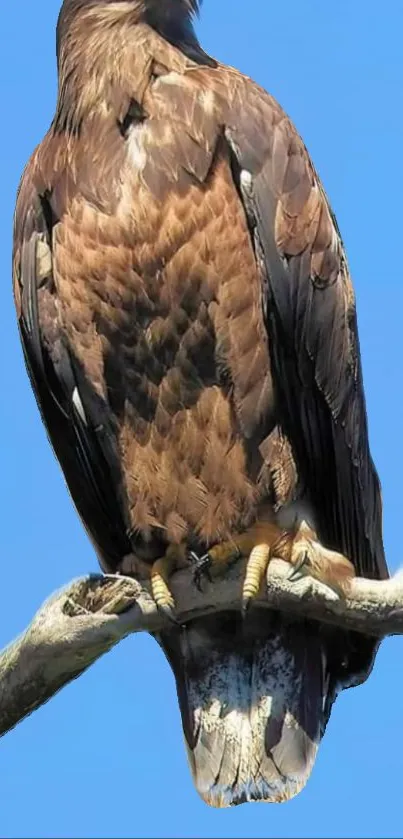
[13,0,388,808]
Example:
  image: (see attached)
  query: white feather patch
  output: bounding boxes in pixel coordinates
[181,618,323,807]
[127,124,148,172]
[72,386,87,425]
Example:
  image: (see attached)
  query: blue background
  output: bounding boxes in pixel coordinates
[1,1,402,836]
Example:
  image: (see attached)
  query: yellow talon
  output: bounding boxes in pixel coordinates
[242,543,272,612]
[206,521,284,575]
[197,520,289,611]
[205,540,241,572]
[150,544,186,619]
[151,556,175,612]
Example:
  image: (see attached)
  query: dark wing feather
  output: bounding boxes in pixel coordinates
[13,179,132,568]
[225,83,387,580]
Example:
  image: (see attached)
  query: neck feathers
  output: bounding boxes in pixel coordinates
[54,0,212,135]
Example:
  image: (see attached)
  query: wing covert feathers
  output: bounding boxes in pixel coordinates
[224,81,387,582]
[13,186,133,567]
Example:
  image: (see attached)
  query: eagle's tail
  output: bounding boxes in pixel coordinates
[158,610,333,808]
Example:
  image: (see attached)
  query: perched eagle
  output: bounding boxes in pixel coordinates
[13,0,388,808]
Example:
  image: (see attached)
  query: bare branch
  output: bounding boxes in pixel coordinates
[0,558,401,738]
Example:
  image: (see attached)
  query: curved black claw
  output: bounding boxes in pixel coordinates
[241,595,252,619]
[288,550,309,582]
[158,602,181,626]
[189,551,212,592]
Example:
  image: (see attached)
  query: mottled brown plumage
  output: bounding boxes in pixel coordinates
[13,0,388,807]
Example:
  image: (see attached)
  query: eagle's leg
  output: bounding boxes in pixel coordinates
[288,520,355,591]
[150,544,187,621]
[190,541,242,591]
[191,520,287,612]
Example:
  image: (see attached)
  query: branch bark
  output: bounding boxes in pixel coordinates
[1,558,402,738]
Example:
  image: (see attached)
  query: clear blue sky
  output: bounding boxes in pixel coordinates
[1,1,402,837]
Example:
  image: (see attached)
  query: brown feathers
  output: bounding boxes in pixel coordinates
[50,137,267,547]
[14,0,387,575]
[55,0,212,132]
[13,0,387,807]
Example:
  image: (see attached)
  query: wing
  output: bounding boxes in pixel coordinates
[13,157,132,568]
[224,79,387,580]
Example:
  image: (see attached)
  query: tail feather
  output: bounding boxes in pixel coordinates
[158,610,331,808]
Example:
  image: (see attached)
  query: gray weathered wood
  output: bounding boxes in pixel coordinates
[1,559,402,738]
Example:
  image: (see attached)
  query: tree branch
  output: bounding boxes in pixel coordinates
[1,558,402,738]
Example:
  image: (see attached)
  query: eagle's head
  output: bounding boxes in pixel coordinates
[57,0,210,72]
[58,0,201,24]
[57,0,202,45]
[137,0,202,30]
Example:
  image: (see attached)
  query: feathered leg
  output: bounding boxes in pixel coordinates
[288,520,354,591]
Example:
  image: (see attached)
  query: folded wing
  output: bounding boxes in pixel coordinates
[223,80,387,581]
